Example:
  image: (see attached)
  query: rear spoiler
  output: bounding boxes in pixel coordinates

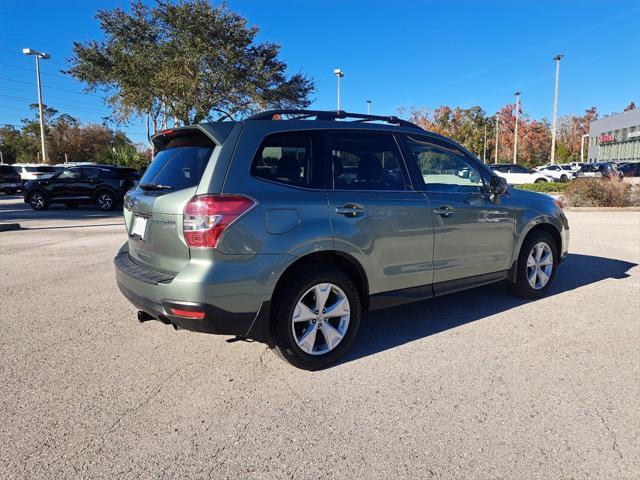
[152,122,236,149]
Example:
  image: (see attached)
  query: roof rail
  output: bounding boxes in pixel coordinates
[246,109,422,129]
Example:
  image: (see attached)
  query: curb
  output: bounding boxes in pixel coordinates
[564,207,640,212]
[0,223,21,232]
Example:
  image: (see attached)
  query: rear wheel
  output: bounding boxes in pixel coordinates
[560,174,568,182]
[512,230,558,299]
[534,178,547,184]
[28,191,49,210]
[95,190,116,211]
[273,267,361,370]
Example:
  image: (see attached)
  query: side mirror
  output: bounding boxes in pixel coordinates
[490,176,508,195]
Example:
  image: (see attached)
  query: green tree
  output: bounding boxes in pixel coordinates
[67,0,314,136]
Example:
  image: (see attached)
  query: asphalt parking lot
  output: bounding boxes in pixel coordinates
[1,195,639,479]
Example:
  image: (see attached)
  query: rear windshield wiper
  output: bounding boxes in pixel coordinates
[139,182,174,191]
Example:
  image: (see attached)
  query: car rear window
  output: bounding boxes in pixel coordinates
[141,132,214,190]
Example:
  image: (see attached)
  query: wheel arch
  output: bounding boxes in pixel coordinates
[270,250,370,320]
[509,221,562,283]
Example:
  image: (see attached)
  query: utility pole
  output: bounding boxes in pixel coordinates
[483,123,488,163]
[550,54,564,164]
[23,48,51,164]
[333,69,344,110]
[0,151,4,164]
[513,91,521,164]
[366,100,372,114]
[495,113,499,163]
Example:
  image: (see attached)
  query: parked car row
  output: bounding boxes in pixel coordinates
[488,161,629,185]
[23,165,141,210]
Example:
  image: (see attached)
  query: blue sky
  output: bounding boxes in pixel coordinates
[1,0,638,145]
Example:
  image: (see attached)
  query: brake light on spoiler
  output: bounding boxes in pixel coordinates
[183,195,255,248]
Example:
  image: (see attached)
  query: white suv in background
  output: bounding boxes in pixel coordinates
[536,164,575,182]
[489,164,555,184]
[13,164,57,183]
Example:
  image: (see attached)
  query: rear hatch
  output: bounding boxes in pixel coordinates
[124,128,219,275]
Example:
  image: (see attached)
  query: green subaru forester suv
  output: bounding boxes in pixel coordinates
[115,110,569,370]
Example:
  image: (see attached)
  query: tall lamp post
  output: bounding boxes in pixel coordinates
[513,91,521,164]
[23,48,50,163]
[550,54,564,164]
[366,100,372,114]
[580,133,589,163]
[333,68,344,111]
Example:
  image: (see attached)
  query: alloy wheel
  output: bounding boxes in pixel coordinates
[97,193,113,210]
[526,242,554,290]
[291,283,350,355]
[30,192,45,209]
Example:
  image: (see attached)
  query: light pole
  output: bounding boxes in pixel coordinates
[366,100,372,114]
[333,68,344,111]
[483,123,487,163]
[494,112,500,163]
[23,48,50,164]
[550,54,564,164]
[513,91,521,164]
[581,133,589,163]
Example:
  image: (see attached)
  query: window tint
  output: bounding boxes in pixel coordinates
[251,132,316,187]
[330,132,405,190]
[491,165,508,173]
[57,168,81,180]
[82,168,100,180]
[511,165,530,174]
[403,135,484,192]
[141,145,213,190]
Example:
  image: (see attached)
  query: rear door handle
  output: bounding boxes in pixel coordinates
[335,203,366,218]
[433,205,455,217]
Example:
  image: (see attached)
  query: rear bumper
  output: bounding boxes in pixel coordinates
[114,248,281,343]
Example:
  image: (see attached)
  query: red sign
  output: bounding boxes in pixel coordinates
[598,133,615,143]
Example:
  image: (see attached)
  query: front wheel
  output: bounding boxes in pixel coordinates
[29,191,49,210]
[273,267,361,370]
[511,230,558,299]
[560,174,568,182]
[95,190,116,211]
[534,178,547,184]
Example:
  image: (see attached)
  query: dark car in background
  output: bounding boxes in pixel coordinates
[620,162,640,177]
[575,162,623,180]
[24,165,140,211]
[12,164,57,184]
[0,164,22,194]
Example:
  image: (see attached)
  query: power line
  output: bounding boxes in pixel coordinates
[0,61,71,80]
[0,47,70,67]
[0,93,113,115]
[0,76,105,98]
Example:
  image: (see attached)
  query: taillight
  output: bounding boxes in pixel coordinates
[183,195,255,248]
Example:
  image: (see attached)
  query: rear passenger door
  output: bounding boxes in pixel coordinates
[326,131,434,296]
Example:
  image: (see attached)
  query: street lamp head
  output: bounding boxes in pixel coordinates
[514,91,521,97]
[22,48,50,59]
[553,54,565,61]
[366,100,371,104]
[333,68,344,78]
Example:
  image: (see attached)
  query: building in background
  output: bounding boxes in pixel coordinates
[588,108,640,162]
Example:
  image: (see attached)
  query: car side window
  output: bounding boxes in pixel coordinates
[402,135,484,193]
[57,168,81,180]
[329,131,406,190]
[251,132,318,188]
[511,165,530,174]
[82,168,100,180]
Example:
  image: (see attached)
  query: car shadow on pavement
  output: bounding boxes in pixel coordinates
[340,253,638,366]
[0,195,122,222]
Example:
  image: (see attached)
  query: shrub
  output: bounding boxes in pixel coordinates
[564,178,639,207]
[514,182,569,193]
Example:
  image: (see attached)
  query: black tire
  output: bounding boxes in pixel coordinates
[95,190,116,211]
[511,230,558,299]
[273,266,362,370]
[534,178,547,184]
[28,190,49,210]
[560,174,568,183]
